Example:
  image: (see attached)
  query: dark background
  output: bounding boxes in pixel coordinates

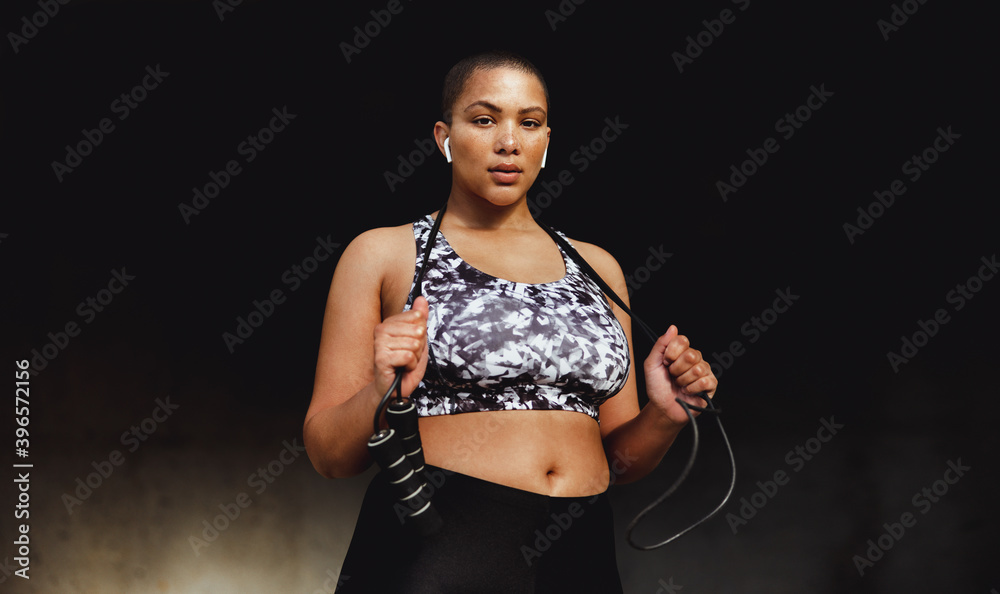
[2,0,996,592]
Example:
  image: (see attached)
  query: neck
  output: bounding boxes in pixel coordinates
[441,189,537,232]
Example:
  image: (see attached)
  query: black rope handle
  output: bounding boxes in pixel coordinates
[372,202,448,434]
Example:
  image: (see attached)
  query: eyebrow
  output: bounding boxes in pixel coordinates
[463,100,547,117]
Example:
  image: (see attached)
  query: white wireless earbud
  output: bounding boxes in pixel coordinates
[444,137,453,163]
[541,146,548,169]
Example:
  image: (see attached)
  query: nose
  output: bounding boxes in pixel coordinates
[494,124,520,155]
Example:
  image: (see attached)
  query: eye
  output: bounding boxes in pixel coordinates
[473,116,494,126]
[522,120,542,129]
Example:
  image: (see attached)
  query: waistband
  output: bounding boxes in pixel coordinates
[392,464,607,511]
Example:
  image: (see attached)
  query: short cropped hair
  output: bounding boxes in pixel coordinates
[441,50,550,125]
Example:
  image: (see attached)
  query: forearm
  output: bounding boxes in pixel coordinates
[602,400,688,485]
[304,382,385,479]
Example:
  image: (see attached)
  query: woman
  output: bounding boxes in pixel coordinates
[303,51,718,593]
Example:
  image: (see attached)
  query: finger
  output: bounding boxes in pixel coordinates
[400,297,429,332]
[379,336,424,355]
[644,325,677,370]
[684,375,717,399]
[379,298,428,329]
[377,321,426,341]
[673,360,713,391]
[661,332,691,365]
[667,347,702,378]
[375,344,422,371]
[394,308,427,328]
[377,308,428,334]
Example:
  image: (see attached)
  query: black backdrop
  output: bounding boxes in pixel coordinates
[2,1,996,592]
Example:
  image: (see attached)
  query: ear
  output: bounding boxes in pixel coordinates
[542,128,551,169]
[434,122,451,163]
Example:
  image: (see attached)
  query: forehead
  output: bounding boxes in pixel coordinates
[458,67,547,107]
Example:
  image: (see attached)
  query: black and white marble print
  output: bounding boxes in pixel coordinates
[404,214,631,421]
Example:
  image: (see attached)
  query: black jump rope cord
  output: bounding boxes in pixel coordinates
[370,202,737,549]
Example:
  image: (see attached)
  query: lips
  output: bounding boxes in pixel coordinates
[489,163,522,184]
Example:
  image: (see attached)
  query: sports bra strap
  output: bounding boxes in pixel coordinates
[538,222,658,345]
[412,202,448,302]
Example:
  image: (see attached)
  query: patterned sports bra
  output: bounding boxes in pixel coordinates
[404,214,631,421]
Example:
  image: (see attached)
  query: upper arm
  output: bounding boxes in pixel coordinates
[304,226,405,426]
[570,239,642,439]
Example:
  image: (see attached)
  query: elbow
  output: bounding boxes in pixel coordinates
[306,451,340,480]
[303,425,372,479]
[307,452,372,480]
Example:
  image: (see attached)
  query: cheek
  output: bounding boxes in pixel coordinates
[530,135,548,156]
[453,158,488,188]
[454,134,490,162]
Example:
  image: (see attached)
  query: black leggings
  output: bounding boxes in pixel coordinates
[336,465,623,593]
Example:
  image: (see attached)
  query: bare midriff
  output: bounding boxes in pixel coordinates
[418,409,610,497]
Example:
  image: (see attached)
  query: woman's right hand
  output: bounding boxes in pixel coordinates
[372,295,430,398]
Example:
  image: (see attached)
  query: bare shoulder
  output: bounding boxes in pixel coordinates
[340,222,415,266]
[333,220,418,317]
[333,221,416,286]
[563,237,626,287]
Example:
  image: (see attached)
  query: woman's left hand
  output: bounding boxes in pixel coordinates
[643,325,718,426]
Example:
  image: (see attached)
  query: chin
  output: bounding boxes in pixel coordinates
[454,173,537,209]
[481,186,529,207]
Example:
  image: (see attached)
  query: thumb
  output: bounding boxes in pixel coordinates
[645,324,677,370]
[411,295,430,318]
